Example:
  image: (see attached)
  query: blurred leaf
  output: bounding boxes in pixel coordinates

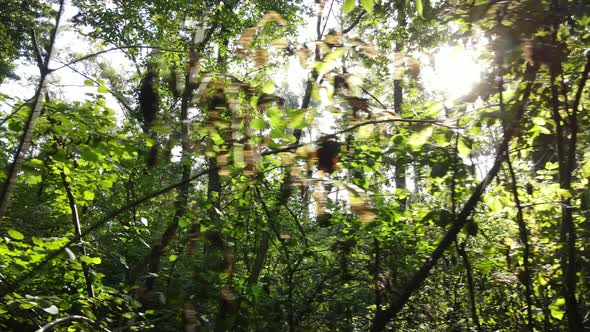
[83,190,95,200]
[409,127,433,150]
[414,0,423,17]
[343,0,356,13]
[360,0,374,14]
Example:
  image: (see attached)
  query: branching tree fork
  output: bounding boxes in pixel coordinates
[0,0,65,219]
[371,64,538,331]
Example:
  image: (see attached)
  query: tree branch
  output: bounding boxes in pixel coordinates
[49,45,184,73]
[56,59,134,115]
[369,64,538,331]
[0,168,209,297]
[60,169,95,298]
[0,0,66,219]
[30,29,44,72]
[342,11,365,34]
[35,315,111,332]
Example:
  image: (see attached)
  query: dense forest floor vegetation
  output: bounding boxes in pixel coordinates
[1,0,590,331]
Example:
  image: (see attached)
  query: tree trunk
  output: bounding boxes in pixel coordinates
[0,0,65,219]
[60,170,95,298]
[393,3,407,208]
[370,65,537,332]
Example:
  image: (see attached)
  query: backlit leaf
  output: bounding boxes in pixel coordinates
[83,190,95,200]
[8,229,24,240]
[414,0,423,17]
[360,0,374,14]
[343,0,356,14]
[409,127,433,150]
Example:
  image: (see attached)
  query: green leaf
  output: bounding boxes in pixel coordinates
[83,190,95,200]
[408,127,433,150]
[81,256,102,265]
[287,109,307,129]
[488,198,502,213]
[268,107,286,129]
[549,299,565,321]
[8,229,24,240]
[97,85,108,93]
[414,0,423,17]
[169,254,178,262]
[422,209,452,227]
[27,175,42,185]
[343,0,356,13]
[581,161,590,177]
[261,82,276,94]
[360,0,374,14]
[251,117,267,130]
[457,137,472,157]
[84,79,94,86]
[550,309,564,320]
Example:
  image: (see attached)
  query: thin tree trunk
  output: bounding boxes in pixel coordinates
[393,3,407,208]
[456,242,480,331]
[550,63,583,332]
[374,238,382,312]
[143,27,216,293]
[548,1,582,329]
[0,0,65,219]
[60,171,95,298]
[370,65,537,332]
[498,57,534,330]
[504,151,533,329]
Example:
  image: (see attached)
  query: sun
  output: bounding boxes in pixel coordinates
[422,43,483,103]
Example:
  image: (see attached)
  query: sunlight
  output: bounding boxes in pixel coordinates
[422,43,483,102]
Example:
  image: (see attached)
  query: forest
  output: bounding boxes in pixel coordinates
[0,0,589,331]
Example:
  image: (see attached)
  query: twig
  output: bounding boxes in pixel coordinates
[60,169,95,298]
[342,11,366,34]
[55,59,134,114]
[49,45,184,73]
[35,315,111,332]
[361,87,389,111]
[320,0,335,37]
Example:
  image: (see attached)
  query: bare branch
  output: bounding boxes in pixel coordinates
[30,29,44,72]
[55,59,134,115]
[49,45,184,73]
[343,11,365,34]
[35,315,111,332]
[0,98,34,126]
